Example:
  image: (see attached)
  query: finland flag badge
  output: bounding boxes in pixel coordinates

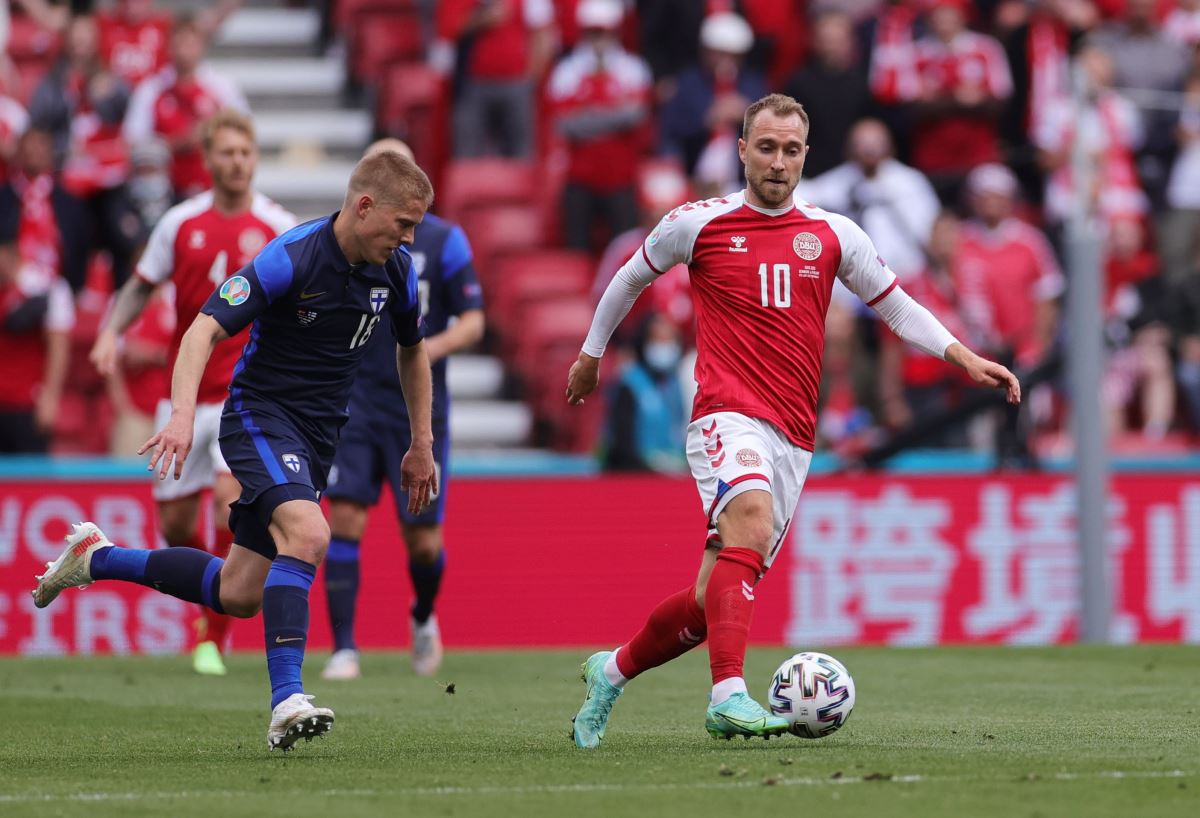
[370,287,389,314]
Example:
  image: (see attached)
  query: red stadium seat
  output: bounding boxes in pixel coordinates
[333,0,419,33]
[488,251,593,339]
[348,11,425,85]
[375,62,446,172]
[460,205,545,281]
[510,295,594,371]
[439,159,538,225]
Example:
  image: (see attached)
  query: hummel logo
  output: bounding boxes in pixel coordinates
[728,236,748,253]
[275,636,304,644]
[299,290,325,301]
[742,580,755,601]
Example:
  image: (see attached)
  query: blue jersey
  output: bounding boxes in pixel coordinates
[352,213,483,423]
[201,214,423,454]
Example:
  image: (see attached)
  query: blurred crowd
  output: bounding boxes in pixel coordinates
[3,0,1200,467]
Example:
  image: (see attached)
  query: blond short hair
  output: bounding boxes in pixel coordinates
[202,108,256,153]
[742,93,810,141]
[347,150,434,208]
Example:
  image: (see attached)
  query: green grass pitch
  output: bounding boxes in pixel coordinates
[1,646,1198,817]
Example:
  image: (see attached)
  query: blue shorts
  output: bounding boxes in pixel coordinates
[219,405,335,559]
[325,414,450,526]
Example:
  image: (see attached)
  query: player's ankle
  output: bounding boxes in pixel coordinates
[710,677,747,706]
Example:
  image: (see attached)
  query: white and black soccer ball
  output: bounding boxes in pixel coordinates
[767,652,855,739]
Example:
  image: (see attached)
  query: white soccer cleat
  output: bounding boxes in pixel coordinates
[31,522,111,609]
[411,614,443,677]
[267,693,334,751]
[320,649,361,680]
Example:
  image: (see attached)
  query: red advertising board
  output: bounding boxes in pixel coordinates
[1,474,1198,655]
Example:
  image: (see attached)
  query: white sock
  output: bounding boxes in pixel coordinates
[603,649,628,688]
[710,676,747,706]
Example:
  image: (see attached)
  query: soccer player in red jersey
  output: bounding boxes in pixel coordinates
[90,108,296,676]
[566,94,1021,746]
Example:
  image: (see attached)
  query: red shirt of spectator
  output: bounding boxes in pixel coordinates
[909,1,1012,174]
[124,21,248,199]
[97,2,172,88]
[956,217,1062,364]
[0,261,75,412]
[869,0,922,104]
[437,0,555,80]
[547,7,652,193]
[135,190,295,404]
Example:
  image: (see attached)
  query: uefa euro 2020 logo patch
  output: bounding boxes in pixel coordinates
[220,275,251,306]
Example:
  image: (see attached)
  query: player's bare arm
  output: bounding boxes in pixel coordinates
[396,340,437,514]
[944,342,1022,405]
[89,276,156,376]
[566,352,601,405]
[140,313,229,480]
[424,308,484,363]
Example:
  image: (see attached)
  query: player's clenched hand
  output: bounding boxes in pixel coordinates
[401,443,437,515]
[139,410,195,480]
[566,352,600,406]
[90,331,119,377]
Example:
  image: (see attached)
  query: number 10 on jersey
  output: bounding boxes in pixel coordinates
[759,263,792,308]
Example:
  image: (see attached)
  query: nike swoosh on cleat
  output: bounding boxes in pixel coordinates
[718,714,766,730]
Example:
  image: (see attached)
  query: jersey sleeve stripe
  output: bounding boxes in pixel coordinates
[640,243,665,275]
[866,279,899,307]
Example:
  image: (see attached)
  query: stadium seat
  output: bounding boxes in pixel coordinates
[348,11,425,85]
[488,252,593,341]
[439,159,538,225]
[510,295,594,372]
[375,62,446,172]
[460,205,545,282]
[333,0,419,34]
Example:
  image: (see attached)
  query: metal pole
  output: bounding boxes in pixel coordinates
[1066,63,1111,643]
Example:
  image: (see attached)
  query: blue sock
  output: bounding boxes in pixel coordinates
[324,537,360,652]
[263,555,316,709]
[91,546,224,613]
[409,550,445,625]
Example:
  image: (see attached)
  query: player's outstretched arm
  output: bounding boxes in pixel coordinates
[90,275,156,376]
[139,313,228,479]
[945,342,1022,405]
[397,341,437,514]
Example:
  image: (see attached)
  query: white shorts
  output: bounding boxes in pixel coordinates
[152,399,231,502]
[685,412,813,569]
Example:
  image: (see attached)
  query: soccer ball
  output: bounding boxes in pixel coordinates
[767,652,856,739]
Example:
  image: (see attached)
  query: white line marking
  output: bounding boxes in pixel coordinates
[0,770,1191,802]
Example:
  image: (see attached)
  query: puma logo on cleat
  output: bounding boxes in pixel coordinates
[72,532,103,556]
[275,636,304,644]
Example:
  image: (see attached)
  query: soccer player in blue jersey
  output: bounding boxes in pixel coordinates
[31,149,439,751]
[321,140,485,681]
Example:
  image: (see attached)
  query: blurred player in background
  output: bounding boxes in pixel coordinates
[566,94,1022,746]
[90,108,296,676]
[321,138,484,681]
[38,148,437,751]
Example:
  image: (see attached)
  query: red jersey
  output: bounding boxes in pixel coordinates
[124,66,249,198]
[546,42,651,192]
[909,31,1012,173]
[0,265,75,411]
[436,0,555,80]
[97,11,171,87]
[633,192,897,449]
[135,191,296,404]
[955,218,1064,363]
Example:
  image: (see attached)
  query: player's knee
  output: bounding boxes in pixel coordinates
[404,527,442,564]
[220,591,261,618]
[721,495,774,554]
[160,517,196,548]
[276,519,332,565]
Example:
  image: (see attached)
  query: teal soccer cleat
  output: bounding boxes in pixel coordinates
[705,692,791,740]
[572,651,622,749]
